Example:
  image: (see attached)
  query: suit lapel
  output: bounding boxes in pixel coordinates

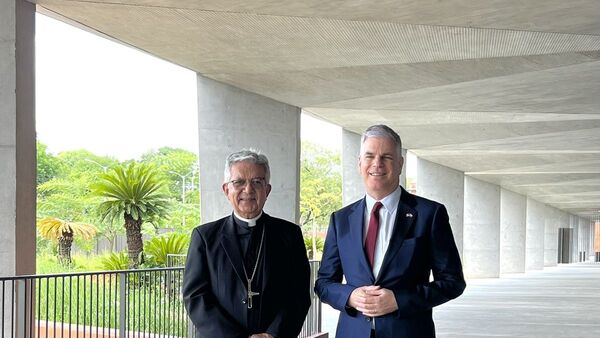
[220,215,246,284]
[376,190,417,281]
[348,198,375,280]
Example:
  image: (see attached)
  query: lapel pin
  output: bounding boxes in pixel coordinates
[406,213,413,218]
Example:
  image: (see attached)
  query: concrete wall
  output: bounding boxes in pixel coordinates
[0,0,36,279]
[197,75,300,224]
[416,158,464,257]
[342,129,363,206]
[463,176,500,278]
[500,189,526,273]
[544,206,560,267]
[526,198,545,270]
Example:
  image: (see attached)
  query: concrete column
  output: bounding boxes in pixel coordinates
[0,0,36,278]
[555,210,570,263]
[342,129,363,206]
[500,189,526,274]
[526,198,545,270]
[577,217,590,261]
[416,158,464,257]
[399,148,407,189]
[463,176,500,278]
[544,206,560,267]
[590,219,600,262]
[197,76,300,223]
[589,219,595,260]
[570,214,579,263]
[581,218,594,261]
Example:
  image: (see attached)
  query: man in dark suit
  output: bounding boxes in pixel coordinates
[183,149,311,338]
[315,125,465,338]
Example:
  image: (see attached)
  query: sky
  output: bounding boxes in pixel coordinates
[35,14,341,161]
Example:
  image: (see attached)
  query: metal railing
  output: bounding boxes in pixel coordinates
[2,267,187,338]
[1,261,322,338]
[300,261,321,337]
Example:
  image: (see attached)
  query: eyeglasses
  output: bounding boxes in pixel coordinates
[228,177,267,190]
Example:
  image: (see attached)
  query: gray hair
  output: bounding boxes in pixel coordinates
[223,149,271,183]
[360,124,403,157]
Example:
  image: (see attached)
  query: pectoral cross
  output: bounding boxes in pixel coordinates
[247,279,260,309]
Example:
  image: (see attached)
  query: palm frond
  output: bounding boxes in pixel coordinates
[37,217,98,241]
[92,162,170,223]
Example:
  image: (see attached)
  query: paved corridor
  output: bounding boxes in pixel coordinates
[322,263,600,337]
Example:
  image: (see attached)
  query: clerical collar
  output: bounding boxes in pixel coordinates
[233,211,263,227]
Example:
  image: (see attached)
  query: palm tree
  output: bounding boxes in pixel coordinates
[93,162,170,268]
[37,217,98,264]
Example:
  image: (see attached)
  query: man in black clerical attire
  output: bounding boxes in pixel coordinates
[183,149,311,338]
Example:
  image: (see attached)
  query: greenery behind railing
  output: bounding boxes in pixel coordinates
[33,269,188,336]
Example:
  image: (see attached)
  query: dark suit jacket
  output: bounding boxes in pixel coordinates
[315,187,466,338]
[183,213,311,338]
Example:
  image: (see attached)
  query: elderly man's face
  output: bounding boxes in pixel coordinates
[222,161,271,219]
[359,136,403,200]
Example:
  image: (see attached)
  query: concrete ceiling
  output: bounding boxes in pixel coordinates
[33,0,600,219]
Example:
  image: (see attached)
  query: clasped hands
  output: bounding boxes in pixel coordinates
[348,285,398,317]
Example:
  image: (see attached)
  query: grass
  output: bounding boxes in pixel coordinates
[37,253,105,274]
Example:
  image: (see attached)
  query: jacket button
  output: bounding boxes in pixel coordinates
[365,317,371,322]
[242,299,247,304]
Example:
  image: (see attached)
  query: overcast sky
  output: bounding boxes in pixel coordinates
[35,14,341,161]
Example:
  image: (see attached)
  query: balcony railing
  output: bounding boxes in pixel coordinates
[1,261,321,338]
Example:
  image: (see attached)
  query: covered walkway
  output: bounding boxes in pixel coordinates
[322,263,600,337]
[435,263,600,337]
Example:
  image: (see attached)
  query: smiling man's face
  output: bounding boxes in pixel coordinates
[222,161,271,219]
[359,136,403,200]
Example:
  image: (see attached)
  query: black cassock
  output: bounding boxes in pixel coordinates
[183,213,311,338]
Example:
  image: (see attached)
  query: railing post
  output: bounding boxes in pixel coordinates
[119,272,127,338]
[16,280,25,338]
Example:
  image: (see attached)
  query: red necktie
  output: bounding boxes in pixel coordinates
[365,201,383,268]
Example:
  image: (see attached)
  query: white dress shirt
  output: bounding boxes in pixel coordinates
[364,186,402,278]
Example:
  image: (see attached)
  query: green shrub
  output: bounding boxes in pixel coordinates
[100,251,129,271]
[144,232,190,267]
[304,236,324,260]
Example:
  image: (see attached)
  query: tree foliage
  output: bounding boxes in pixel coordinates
[299,142,342,259]
[141,147,201,231]
[36,142,63,185]
[300,142,342,229]
[36,148,120,252]
[93,162,170,267]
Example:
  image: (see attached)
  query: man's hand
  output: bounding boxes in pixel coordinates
[348,285,398,317]
[249,334,273,338]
